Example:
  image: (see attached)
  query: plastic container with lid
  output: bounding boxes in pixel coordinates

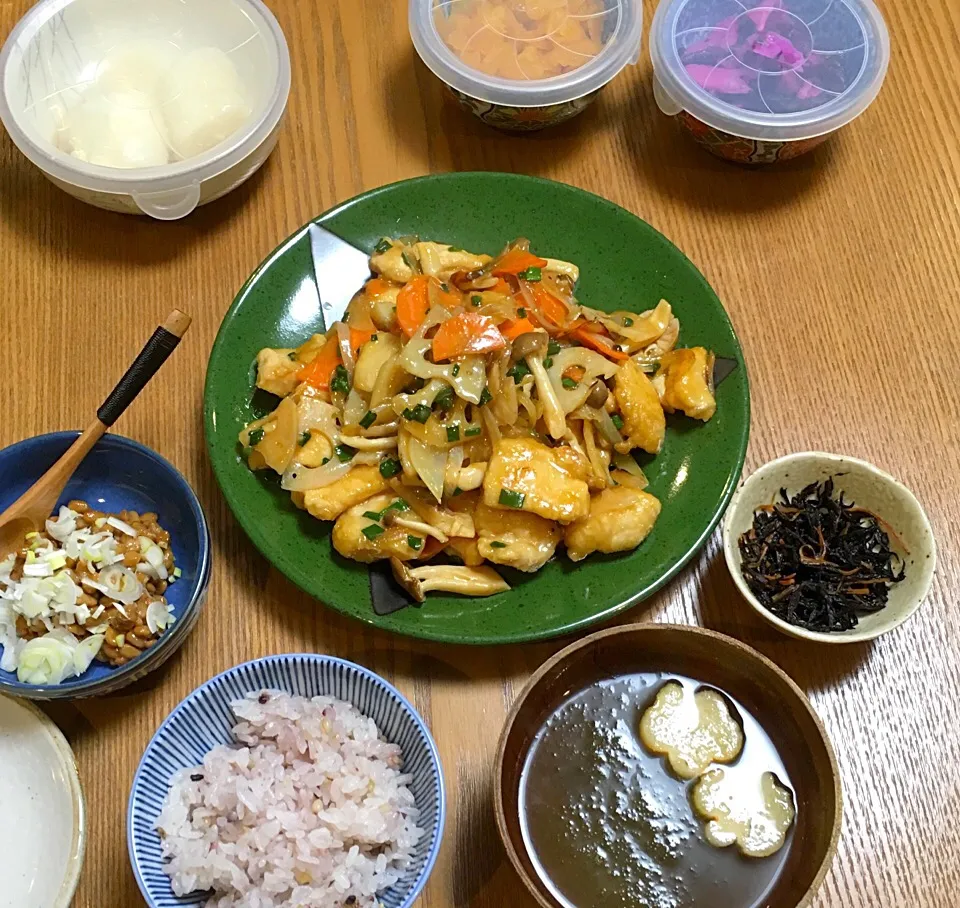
[410,0,643,131]
[0,0,290,219]
[650,0,889,163]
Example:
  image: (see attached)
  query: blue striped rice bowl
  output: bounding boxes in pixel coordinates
[127,654,445,908]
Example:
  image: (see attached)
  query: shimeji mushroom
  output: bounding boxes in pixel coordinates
[382,510,449,544]
[389,558,510,603]
[511,332,567,440]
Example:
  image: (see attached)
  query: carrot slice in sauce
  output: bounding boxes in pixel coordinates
[397,276,430,337]
[492,249,548,276]
[570,324,629,362]
[500,316,537,341]
[349,327,375,356]
[297,336,342,390]
[529,284,569,330]
[432,312,506,361]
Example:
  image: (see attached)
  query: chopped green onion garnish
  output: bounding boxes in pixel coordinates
[287,351,298,361]
[330,365,350,394]
[388,499,409,513]
[407,535,423,551]
[517,307,527,318]
[548,339,561,356]
[247,428,265,447]
[543,357,553,368]
[359,410,376,429]
[623,317,634,326]
[173,567,182,579]
[362,524,385,540]
[611,414,625,430]
[471,294,482,306]
[299,431,311,446]
[561,377,578,390]
[322,457,331,465]
[401,251,415,269]
[490,541,507,549]
[370,333,379,342]
[440,282,450,292]
[432,386,455,411]
[465,426,482,437]
[507,361,531,384]
[499,488,525,508]
[403,403,432,423]
[335,444,356,463]
[380,458,402,478]
[453,486,464,496]
[374,238,391,254]
[479,387,492,406]
[519,266,542,281]
[447,424,461,442]
[452,364,460,377]
[363,511,383,521]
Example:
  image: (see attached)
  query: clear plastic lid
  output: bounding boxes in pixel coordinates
[0,0,289,211]
[410,0,643,106]
[650,0,889,140]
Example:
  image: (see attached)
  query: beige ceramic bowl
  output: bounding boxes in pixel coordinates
[723,452,936,644]
[0,695,85,907]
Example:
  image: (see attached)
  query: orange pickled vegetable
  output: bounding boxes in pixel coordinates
[297,336,342,390]
[493,248,548,276]
[571,324,629,362]
[432,312,506,361]
[397,276,430,337]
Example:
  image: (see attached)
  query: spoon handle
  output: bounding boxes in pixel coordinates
[97,309,192,427]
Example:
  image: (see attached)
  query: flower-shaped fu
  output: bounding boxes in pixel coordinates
[639,681,744,778]
[692,768,797,858]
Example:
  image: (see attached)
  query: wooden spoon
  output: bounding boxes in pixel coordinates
[0,309,191,561]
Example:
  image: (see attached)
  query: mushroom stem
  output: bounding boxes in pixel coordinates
[389,558,509,603]
[527,356,567,440]
[383,512,449,543]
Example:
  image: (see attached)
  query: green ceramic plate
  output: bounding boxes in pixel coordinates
[204,174,749,644]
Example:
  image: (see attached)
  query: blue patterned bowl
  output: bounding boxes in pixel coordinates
[128,654,446,908]
[0,432,210,700]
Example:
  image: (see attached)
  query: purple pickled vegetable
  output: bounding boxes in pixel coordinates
[685,63,753,95]
[750,32,805,66]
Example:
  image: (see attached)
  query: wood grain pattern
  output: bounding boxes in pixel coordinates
[1,0,958,905]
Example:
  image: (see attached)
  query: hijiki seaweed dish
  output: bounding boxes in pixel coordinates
[241,237,718,602]
[737,478,905,632]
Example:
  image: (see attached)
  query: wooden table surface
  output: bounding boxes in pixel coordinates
[2,1,958,906]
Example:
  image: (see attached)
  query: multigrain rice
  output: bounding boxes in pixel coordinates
[156,691,424,908]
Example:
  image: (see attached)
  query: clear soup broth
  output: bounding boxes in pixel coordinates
[519,673,794,908]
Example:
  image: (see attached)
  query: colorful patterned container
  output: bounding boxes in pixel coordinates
[650,0,889,163]
[410,0,642,131]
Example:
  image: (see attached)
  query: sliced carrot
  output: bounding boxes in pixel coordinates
[492,248,548,276]
[397,276,430,337]
[563,364,587,383]
[432,312,506,361]
[530,284,569,330]
[500,316,536,341]
[297,336,342,390]
[491,277,514,295]
[431,278,464,310]
[364,277,393,297]
[571,324,629,362]
[349,327,375,357]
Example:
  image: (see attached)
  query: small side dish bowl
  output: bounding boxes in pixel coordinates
[410,0,643,131]
[650,0,889,163]
[0,0,290,219]
[0,694,85,908]
[0,432,211,699]
[723,452,936,643]
[128,654,446,908]
[496,623,842,908]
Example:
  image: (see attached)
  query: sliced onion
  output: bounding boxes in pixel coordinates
[98,565,144,605]
[81,577,110,595]
[335,321,356,374]
[612,452,649,489]
[74,635,105,674]
[342,388,367,427]
[145,544,169,581]
[593,407,624,447]
[281,458,352,492]
[106,516,136,537]
[146,601,172,634]
[297,395,340,442]
[407,436,447,502]
[444,445,464,498]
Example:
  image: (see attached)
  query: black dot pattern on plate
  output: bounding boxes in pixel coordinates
[674,0,869,116]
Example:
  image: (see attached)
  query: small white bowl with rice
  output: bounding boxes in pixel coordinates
[128,654,446,908]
